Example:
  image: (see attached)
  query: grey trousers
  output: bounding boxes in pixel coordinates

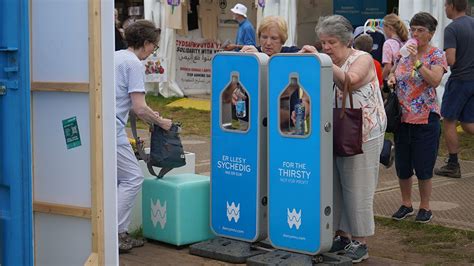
[117,143,144,233]
[333,135,384,237]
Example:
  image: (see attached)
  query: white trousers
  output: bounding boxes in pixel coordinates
[117,143,144,233]
[333,135,384,237]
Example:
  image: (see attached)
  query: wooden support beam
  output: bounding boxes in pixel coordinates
[84,252,98,266]
[33,201,91,219]
[31,82,89,92]
[89,0,105,264]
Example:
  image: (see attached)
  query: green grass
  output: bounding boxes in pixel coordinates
[132,94,211,137]
[130,226,143,238]
[376,217,474,262]
[438,122,474,160]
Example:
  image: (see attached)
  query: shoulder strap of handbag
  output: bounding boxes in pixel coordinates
[334,72,353,119]
[129,111,150,163]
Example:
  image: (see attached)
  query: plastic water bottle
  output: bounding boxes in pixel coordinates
[399,38,418,58]
[235,83,246,119]
[294,98,305,135]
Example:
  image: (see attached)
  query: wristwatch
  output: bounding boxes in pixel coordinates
[414,60,423,70]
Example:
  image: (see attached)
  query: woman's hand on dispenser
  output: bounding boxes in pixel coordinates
[240,45,259,53]
[298,45,318,54]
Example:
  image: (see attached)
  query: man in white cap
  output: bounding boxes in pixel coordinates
[224,3,256,51]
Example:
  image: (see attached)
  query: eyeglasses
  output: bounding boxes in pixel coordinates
[152,42,159,53]
[409,27,429,34]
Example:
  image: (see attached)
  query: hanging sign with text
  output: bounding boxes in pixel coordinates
[175,37,222,94]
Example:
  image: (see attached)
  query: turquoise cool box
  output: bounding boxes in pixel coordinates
[142,174,215,246]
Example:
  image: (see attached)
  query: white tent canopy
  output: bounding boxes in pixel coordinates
[398,0,451,49]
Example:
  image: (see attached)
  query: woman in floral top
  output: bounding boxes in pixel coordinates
[388,12,447,224]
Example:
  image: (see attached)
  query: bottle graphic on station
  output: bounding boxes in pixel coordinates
[235,82,247,119]
[221,73,249,131]
[294,89,305,135]
[279,76,309,136]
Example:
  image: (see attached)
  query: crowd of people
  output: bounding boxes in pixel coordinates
[113,0,474,263]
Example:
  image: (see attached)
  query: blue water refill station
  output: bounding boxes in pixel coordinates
[267,54,333,255]
[190,52,269,263]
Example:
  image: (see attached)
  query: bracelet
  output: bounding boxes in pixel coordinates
[414,60,423,70]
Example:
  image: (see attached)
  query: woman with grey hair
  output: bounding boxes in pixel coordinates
[302,15,386,263]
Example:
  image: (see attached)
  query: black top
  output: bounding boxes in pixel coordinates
[444,15,474,80]
[115,27,126,51]
[256,46,300,54]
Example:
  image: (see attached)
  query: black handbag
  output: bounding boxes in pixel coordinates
[147,123,186,178]
[333,72,364,157]
[130,112,186,178]
[384,88,401,133]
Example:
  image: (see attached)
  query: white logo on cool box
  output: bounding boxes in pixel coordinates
[287,208,302,230]
[151,198,167,229]
[226,201,240,223]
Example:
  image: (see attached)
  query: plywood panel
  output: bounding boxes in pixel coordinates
[31,0,89,82]
[34,213,91,266]
[32,91,91,207]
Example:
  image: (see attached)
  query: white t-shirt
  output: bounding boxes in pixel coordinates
[115,49,146,145]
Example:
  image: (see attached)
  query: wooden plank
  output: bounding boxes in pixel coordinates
[84,252,98,266]
[33,201,91,219]
[89,0,105,264]
[31,82,89,92]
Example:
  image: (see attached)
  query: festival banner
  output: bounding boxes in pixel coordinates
[175,37,222,94]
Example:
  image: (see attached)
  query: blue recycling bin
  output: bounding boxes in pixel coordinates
[211,52,269,242]
[267,53,333,255]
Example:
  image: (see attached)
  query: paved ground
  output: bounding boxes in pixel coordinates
[121,131,474,265]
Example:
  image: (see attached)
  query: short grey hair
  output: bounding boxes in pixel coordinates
[315,15,354,47]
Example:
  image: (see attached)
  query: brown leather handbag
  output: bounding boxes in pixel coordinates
[333,72,363,157]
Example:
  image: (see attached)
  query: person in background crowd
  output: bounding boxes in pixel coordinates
[115,8,127,51]
[300,15,386,263]
[223,3,256,51]
[387,12,447,224]
[435,0,474,178]
[354,34,394,169]
[115,20,172,253]
[382,14,409,83]
[354,34,383,88]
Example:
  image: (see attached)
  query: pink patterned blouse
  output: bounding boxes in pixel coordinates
[394,47,447,124]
